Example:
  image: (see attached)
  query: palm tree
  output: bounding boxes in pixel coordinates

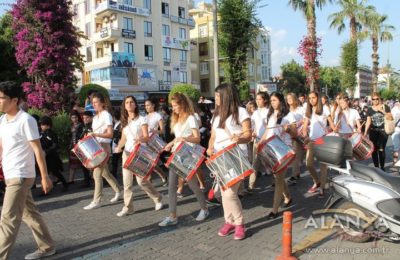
[288,0,332,92]
[328,0,372,43]
[359,12,395,92]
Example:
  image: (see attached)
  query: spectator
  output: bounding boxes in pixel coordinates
[68,110,84,184]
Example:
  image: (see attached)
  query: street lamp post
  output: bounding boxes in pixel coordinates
[212,0,219,88]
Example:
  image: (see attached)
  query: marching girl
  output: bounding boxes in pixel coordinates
[286,93,305,184]
[158,93,209,227]
[302,91,335,197]
[114,96,163,217]
[144,98,168,185]
[261,92,295,219]
[334,95,362,137]
[249,92,270,190]
[83,92,122,210]
[330,93,343,128]
[207,83,252,240]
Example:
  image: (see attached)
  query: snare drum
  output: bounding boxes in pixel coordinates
[348,133,374,160]
[256,135,295,173]
[165,141,205,181]
[123,144,160,179]
[295,125,308,148]
[73,135,108,169]
[147,133,167,153]
[206,143,254,190]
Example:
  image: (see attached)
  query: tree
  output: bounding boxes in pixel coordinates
[78,84,110,106]
[288,0,331,92]
[319,66,343,97]
[0,12,24,82]
[218,0,261,100]
[359,12,394,92]
[279,59,307,94]
[12,0,83,113]
[340,41,358,95]
[168,83,201,102]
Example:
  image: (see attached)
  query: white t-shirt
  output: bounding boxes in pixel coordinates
[146,112,162,134]
[212,107,250,152]
[92,110,113,143]
[265,111,295,146]
[123,116,148,152]
[308,106,330,140]
[173,115,199,138]
[391,105,400,132]
[0,110,39,179]
[251,107,268,139]
[334,108,360,134]
[290,106,305,125]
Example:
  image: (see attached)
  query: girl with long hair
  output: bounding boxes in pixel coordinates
[207,83,252,240]
[114,96,163,217]
[303,91,335,197]
[158,93,209,227]
[261,92,295,219]
[334,95,362,136]
[83,92,122,210]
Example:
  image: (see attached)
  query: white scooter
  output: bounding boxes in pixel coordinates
[314,136,400,242]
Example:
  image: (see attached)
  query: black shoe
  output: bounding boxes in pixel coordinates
[53,179,61,186]
[267,211,278,219]
[282,198,292,209]
[287,176,299,185]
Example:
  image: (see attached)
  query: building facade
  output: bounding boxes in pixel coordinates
[354,66,372,98]
[189,2,272,98]
[72,0,195,102]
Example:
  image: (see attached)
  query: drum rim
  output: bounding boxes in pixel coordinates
[207,143,238,161]
[221,169,254,191]
[256,135,280,153]
[165,141,185,167]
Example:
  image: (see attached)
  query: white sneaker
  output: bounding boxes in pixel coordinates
[158,216,178,227]
[83,201,101,210]
[116,208,134,217]
[25,248,56,260]
[155,201,163,211]
[110,192,122,203]
[196,209,210,221]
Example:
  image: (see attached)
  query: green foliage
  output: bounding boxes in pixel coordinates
[218,0,261,92]
[379,88,398,101]
[340,41,358,94]
[78,84,109,106]
[279,60,307,94]
[52,111,71,158]
[238,81,250,101]
[28,108,45,118]
[168,84,201,102]
[319,66,344,97]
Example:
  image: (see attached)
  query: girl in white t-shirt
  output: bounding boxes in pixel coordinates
[83,92,122,210]
[286,93,305,184]
[261,92,295,219]
[207,83,252,240]
[145,99,167,185]
[115,96,163,217]
[158,93,209,227]
[302,92,335,198]
[334,95,361,136]
[249,92,269,189]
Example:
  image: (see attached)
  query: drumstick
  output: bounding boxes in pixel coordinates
[215,129,252,144]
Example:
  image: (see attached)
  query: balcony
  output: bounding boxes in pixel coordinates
[93,27,120,43]
[170,15,195,28]
[95,1,150,18]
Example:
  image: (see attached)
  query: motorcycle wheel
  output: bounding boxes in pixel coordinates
[333,201,373,243]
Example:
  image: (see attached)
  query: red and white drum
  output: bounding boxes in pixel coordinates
[256,135,295,173]
[73,135,108,169]
[295,125,308,148]
[147,133,167,154]
[206,143,254,190]
[348,133,374,160]
[165,141,205,181]
[123,143,160,179]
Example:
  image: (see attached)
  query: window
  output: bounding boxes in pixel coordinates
[145,45,153,61]
[73,4,79,19]
[96,47,104,58]
[162,2,169,17]
[200,62,209,75]
[144,21,152,37]
[262,67,269,81]
[200,79,210,92]
[123,17,133,30]
[179,28,186,39]
[162,24,170,36]
[248,63,254,76]
[85,0,90,15]
[123,0,133,5]
[163,48,171,62]
[143,0,151,11]
[199,25,208,38]
[86,46,92,62]
[199,42,208,56]
[180,71,187,83]
[85,22,91,37]
[163,70,171,83]
[178,6,185,19]
[180,50,187,62]
[124,42,134,54]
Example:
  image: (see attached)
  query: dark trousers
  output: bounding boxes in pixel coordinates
[111,152,122,179]
[369,130,388,170]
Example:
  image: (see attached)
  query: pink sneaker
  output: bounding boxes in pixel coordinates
[234,224,246,240]
[218,223,235,237]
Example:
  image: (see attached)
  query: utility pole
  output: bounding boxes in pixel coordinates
[212,0,219,88]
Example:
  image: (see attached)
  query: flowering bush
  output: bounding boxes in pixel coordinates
[297,36,322,89]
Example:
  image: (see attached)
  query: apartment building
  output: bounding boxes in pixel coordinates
[72,0,195,101]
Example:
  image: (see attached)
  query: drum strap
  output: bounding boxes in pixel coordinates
[339,110,354,132]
